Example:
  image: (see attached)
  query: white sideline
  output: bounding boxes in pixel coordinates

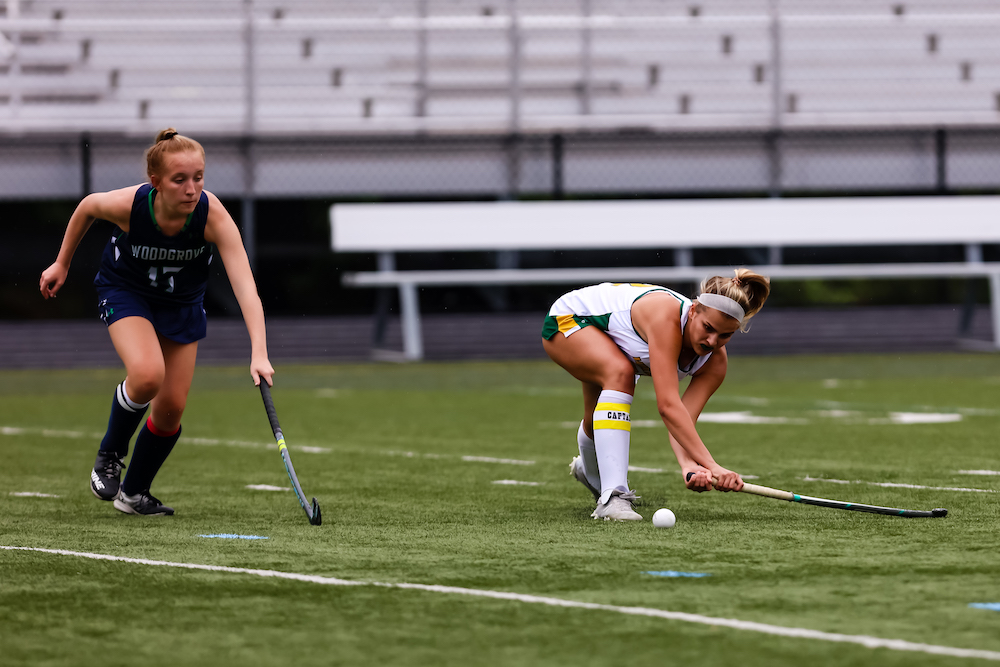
[3,545,1000,662]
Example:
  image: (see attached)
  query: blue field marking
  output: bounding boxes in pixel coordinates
[969,603,1000,612]
[199,534,269,540]
[643,570,711,578]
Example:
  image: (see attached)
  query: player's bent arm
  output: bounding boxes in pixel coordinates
[39,186,138,300]
[646,327,743,491]
[676,351,743,491]
[632,296,716,472]
[637,303,713,469]
[204,191,274,387]
[667,358,725,491]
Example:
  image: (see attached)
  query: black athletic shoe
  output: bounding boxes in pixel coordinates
[90,452,125,501]
[113,490,174,516]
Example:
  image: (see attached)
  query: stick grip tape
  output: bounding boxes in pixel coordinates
[740,482,795,501]
[259,382,283,441]
[707,475,795,500]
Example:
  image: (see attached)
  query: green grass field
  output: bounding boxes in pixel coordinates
[3,354,1000,666]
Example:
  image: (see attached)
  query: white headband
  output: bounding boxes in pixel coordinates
[697,293,745,322]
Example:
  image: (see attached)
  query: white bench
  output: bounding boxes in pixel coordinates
[331,196,1000,360]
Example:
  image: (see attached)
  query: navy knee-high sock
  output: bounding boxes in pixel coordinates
[99,381,149,458]
[122,418,180,496]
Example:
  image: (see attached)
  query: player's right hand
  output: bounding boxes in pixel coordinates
[709,466,744,492]
[39,262,68,300]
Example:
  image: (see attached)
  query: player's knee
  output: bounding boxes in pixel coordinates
[602,360,636,393]
[127,366,165,401]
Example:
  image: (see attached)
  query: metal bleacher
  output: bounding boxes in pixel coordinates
[2,0,1000,136]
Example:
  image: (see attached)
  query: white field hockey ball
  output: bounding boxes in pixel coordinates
[652,508,676,528]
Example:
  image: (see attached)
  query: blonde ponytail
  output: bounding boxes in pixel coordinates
[699,268,771,332]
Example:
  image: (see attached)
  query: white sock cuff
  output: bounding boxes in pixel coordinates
[117,381,149,412]
[577,421,595,447]
[597,389,633,406]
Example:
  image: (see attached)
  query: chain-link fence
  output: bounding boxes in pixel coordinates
[4,126,1000,201]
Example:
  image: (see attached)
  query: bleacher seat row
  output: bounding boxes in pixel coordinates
[2,0,1000,135]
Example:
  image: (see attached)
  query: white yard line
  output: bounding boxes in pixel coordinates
[1,425,526,466]
[384,450,447,459]
[881,413,963,425]
[492,480,544,486]
[696,412,807,425]
[957,470,1000,476]
[801,477,996,494]
[2,425,270,451]
[2,545,999,662]
[462,456,535,466]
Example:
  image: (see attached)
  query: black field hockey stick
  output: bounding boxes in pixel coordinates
[259,382,322,526]
[694,473,947,518]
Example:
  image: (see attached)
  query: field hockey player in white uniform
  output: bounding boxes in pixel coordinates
[541,269,771,521]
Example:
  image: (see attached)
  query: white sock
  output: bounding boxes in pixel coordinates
[117,380,150,412]
[576,421,601,491]
[593,389,633,504]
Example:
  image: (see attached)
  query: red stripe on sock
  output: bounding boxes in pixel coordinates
[146,417,179,438]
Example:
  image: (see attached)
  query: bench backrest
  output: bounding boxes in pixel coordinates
[330,196,1000,253]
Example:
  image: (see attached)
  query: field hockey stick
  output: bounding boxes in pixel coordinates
[693,473,948,518]
[259,382,322,526]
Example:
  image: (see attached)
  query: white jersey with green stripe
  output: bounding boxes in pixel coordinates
[547,282,712,380]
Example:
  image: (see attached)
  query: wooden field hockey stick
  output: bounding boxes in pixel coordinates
[694,473,948,518]
[260,382,322,526]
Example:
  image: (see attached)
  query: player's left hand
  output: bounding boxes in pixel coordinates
[683,467,713,492]
[251,355,275,387]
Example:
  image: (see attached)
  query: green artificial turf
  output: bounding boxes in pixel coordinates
[2,354,999,666]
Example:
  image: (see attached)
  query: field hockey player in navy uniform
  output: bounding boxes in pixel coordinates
[39,128,274,516]
[542,269,770,521]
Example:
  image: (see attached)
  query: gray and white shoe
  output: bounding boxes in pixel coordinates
[591,489,642,521]
[569,456,600,502]
[113,490,174,516]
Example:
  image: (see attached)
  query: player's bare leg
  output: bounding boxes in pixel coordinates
[90,317,163,500]
[108,316,166,404]
[112,326,197,516]
[150,334,198,433]
[544,328,641,521]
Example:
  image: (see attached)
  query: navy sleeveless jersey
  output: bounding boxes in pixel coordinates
[94,184,212,305]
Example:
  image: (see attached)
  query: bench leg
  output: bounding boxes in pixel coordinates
[399,283,424,361]
[991,273,1000,350]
